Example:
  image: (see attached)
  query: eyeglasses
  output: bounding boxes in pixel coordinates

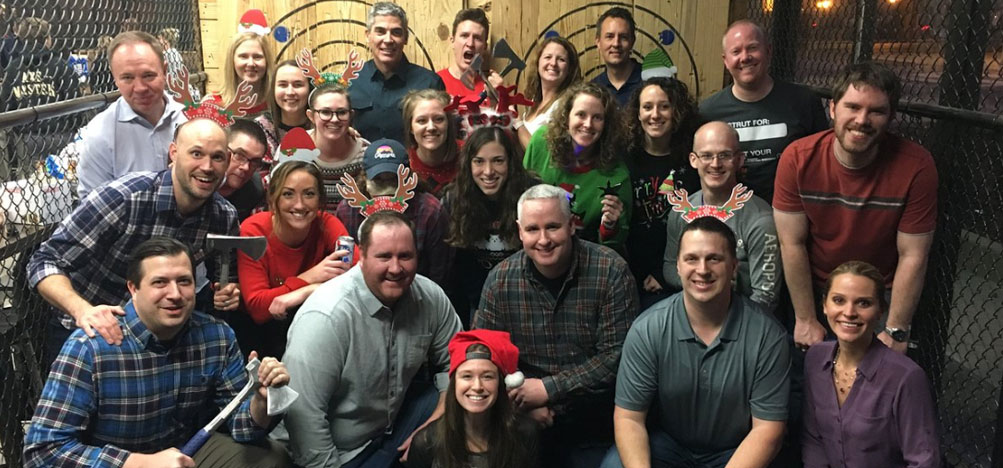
[312,108,351,121]
[695,151,739,163]
[229,148,264,170]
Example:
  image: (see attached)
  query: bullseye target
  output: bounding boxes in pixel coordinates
[513,1,701,97]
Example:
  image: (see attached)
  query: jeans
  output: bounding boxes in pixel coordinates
[342,382,439,468]
[599,429,735,468]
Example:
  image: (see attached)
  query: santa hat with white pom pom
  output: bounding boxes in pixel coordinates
[448,329,524,389]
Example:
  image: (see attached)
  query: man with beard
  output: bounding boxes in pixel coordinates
[773,62,937,354]
[590,7,641,107]
[28,118,241,367]
[700,20,827,204]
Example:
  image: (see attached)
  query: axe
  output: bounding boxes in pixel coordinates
[180,358,261,457]
[459,54,499,103]
[206,234,266,286]
[493,39,525,77]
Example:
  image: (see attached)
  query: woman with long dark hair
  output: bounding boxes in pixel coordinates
[442,127,537,324]
[802,261,939,467]
[406,330,538,468]
[623,77,701,304]
[522,81,632,252]
[236,160,357,358]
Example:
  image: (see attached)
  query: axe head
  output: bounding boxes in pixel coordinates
[493,39,525,77]
[245,357,262,389]
[206,234,267,260]
[459,54,483,90]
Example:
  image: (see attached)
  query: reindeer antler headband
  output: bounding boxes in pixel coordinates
[337,164,418,217]
[665,184,755,223]
[297,48,363,101]
[167,65,258,127]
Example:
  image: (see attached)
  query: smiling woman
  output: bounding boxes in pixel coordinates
[402,89,462,197]
[212,32,274,119]
[256,59,313,160]
[235,160,358,358]
[522,82,632,253]
[405,330,539,468]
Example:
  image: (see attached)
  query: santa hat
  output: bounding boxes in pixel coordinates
[448,330,524,388]
[641,48,678,80]
[238,9,271,36]
[272,127,319,174]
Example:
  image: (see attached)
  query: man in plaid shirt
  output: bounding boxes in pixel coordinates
[24,237,292,468]
[27,118,242,367]
[474,184,640,468]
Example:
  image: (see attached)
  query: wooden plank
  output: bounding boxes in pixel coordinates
[197,0,732,99]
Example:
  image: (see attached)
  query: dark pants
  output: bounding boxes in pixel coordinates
[194,431,292,468]
[599,429,735,468]
[342,382,440,468]
[538,399,615,468]
[42,315,72,377]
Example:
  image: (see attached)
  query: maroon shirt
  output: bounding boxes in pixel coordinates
[802,339,940,468]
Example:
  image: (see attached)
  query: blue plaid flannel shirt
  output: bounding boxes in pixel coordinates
[23,301,266,467]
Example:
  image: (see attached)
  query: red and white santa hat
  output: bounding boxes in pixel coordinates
[448,329,525,388]
[238,9,271,36]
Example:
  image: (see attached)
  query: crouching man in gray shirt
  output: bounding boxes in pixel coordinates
[601,217,790,468]
[274,211,462,468]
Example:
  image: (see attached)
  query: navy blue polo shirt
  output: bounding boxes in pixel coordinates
[591,59,642,108]
[348,56,445,143]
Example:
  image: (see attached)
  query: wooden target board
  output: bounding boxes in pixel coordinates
[199,0,730,99]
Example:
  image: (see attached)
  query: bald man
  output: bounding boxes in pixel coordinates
[662,121,781,312]
[700,20,827,204]
[28,118,240,366]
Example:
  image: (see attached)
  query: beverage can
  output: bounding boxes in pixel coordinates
[336,236,355,264]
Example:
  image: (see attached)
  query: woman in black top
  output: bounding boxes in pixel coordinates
[623,77,701,308]
[406,330,538,468]
[441,127,537,326]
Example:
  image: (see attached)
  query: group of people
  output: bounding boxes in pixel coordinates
[17,3,942,468]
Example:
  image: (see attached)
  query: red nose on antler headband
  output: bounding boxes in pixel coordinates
[448,330,520,377]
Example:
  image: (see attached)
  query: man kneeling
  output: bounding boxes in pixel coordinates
[24,237,292,468]
[602,217,790,468]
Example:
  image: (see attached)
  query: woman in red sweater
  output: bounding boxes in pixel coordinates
[236,160,357,358]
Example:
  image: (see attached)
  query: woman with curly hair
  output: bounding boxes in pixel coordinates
[441,127,538,325]
[402,89,463,196]
[624,77,702,303]
[516,36,582,148]
[406,330,538,468]
[522,82,632,251]
[211,32,274,118]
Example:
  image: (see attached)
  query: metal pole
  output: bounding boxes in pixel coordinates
[852,0,877,62]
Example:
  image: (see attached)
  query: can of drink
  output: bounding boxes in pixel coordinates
[336,236,355,264]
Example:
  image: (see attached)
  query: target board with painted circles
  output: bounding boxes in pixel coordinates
[203,0,728,99]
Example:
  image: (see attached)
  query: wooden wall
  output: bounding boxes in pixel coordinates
[198,0,730,100]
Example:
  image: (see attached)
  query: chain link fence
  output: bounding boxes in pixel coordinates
[738,0,1003,466]
[0,0,202,465]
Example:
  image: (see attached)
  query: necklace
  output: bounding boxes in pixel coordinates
[832,346,857,400]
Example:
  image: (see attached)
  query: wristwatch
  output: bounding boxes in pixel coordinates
[884,327,910,342]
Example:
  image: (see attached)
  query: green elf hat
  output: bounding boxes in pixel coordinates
[641,48,678,80]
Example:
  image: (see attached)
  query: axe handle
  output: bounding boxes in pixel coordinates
[219,261,230,286]
[180,429,212,457]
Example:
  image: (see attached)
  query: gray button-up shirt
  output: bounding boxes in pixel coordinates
[276,267,461,468]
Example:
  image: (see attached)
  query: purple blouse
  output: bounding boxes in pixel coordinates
[802,339,940,468]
